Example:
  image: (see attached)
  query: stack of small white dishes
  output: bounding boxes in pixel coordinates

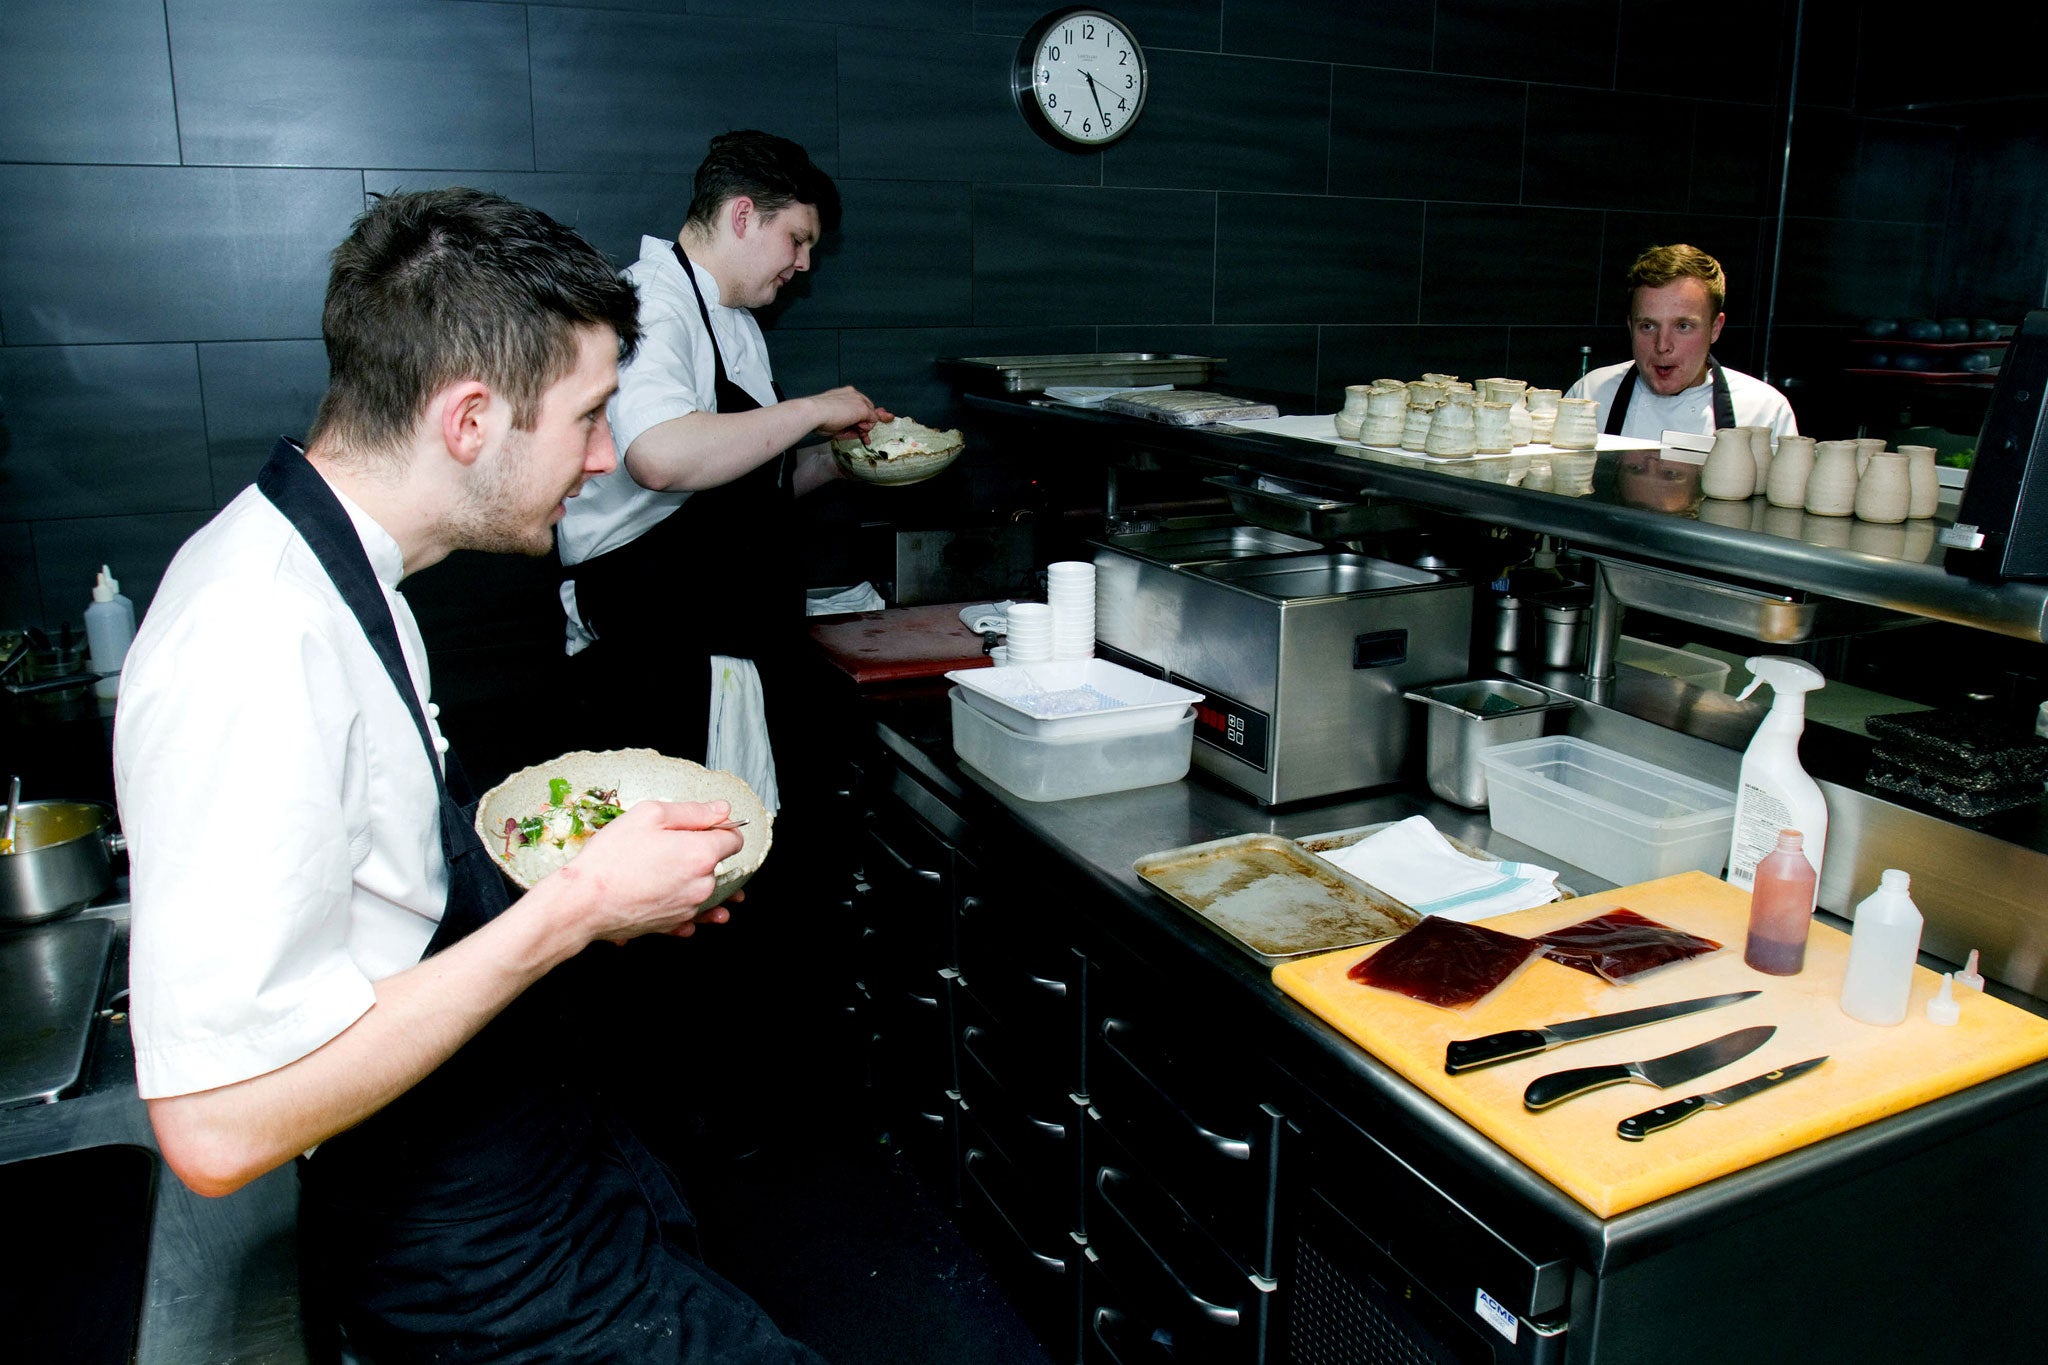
[1047,561,1096,660]
[1004,602,1052,663]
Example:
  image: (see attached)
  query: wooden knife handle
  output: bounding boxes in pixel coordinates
[1445,1029,1549,1074]
[1617,1094,1709,1140]
[1524,1062,1633,1111]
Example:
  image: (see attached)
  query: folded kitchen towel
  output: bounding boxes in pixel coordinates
[1319,815,1560,922]
[960,601,1016,636]
[706,655,780,815]
[805,582,885,616]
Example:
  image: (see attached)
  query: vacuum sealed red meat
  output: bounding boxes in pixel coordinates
[1347,915,1545,1010]
[1533,907,1721,983]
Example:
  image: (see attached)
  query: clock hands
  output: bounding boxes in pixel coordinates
[1081,70,1111,130]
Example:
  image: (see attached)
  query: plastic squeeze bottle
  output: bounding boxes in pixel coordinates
[84,564,136,700]
[1840,869,1923,1026]
[1726,656,1828,895]
[1744,829,1817,975]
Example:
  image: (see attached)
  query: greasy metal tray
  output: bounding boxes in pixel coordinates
[1100,390,1279,425]
[1134,833,1420,959]
[938,352,1221,394]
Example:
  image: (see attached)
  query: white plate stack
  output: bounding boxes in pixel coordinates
[1047,560,1096,660]
[1004,601,1052,663]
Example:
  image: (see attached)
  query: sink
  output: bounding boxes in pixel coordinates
[0,1144,156,1364]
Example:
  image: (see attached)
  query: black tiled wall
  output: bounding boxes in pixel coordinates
[2,0,2040,706]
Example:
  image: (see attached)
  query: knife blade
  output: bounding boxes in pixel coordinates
[1445,990,1762,1074]
[1616,1056,1829,1140]
[1522,1024,1776,1111]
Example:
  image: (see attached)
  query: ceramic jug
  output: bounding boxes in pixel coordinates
[1334,384,1374,440]
[1745,425,1775,488]
[1425,402,1478,457]
[1701,427,1759,500]
[1855,451,1910,524]
[1805,440,1860,517]
[1549,397,1599,450]
[1473,401,1514,454]
[1899,444,1940,519]
[1767,435,1815,509]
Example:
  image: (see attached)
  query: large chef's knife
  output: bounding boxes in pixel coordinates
[1616,1056,1829,1140]
[1523,1025,1776,1111]
[1445,991,1762,1074]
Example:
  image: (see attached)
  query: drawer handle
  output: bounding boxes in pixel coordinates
[961,1027,1069,1140]
[866,829,943,884]
[1027,973,1070,999]
[1089,1306,1142,1365]
[964,1150,1067,1276]
[1100,1018,1252,1162]
[1094,1167,1240,1327]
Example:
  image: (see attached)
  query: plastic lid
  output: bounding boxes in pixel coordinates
[92,564,118,602]
[1926,973,1959,1026]
[1957,949,1985,992]
[1879,868,1911,892]
[1774,829,1806,851]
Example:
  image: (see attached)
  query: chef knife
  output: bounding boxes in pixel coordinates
[1616,1056,1829,1140]
[1523,1024,1776,1111]
[1445,990,1762,1074]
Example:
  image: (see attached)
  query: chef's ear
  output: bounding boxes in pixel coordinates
[436,379,496,467]
[728,195,756,238]
[1710,312,1726,344]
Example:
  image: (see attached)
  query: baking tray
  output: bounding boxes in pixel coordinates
[938,352,1221,394]
[1100,390,1279,425]
[1134,833,1420,959]
[1,916,114,1106]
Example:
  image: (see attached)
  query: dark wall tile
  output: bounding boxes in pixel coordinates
[1096,324,1320,402]
[1330,68,1525,206]
[169,0,532,168]
[1506,327,1616,391]
[0,166,363,345]
[1775,217,1942,323]
[1855,120,1956,225]
[690,0,964,29]
[976,1,1221,52]
[1215,195,1423,324]
[0,527,40,626]
[531,10,839,177]
[789,181,973,328]
[1419,204,1605,325]
[759,328,843,401]
[31,510,214,627]
[365,170,697,272]
[1223,0,1431,69]
[972,185,1215,325]
[1435,0,1622,88]
[1793,0,1862,109]
[1104,49,1329,194]
[1943,128,2048,319]
[837,29,1096,185]
[198,340,328,504]
[1689,101,1781,216]
[1314,326,1514,410]
[1596,213,1767,328]
[0,0,178,165]
[1618,0,1787,106]
[1782,106,1858,219]
[0,345,210,521]
[1524,87,1696,213]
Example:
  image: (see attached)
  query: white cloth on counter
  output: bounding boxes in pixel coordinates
[960,601,1016,635]
[706,654,780,814]
[805,582,885,616]
[1317,815,1560,922]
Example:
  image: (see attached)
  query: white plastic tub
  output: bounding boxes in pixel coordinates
[1618,636,1732,692]
[1477,736,1737,886]
[949,689,1195,801]
[945,657,1203,737]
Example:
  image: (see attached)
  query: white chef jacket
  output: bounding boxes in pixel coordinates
[1567,360,1799,443]
[115,482,451,1099]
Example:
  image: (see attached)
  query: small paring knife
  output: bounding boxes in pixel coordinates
[1616,1056,1829,1140]
[1523,1025,1776,1112]
[1445,990,1762,1075]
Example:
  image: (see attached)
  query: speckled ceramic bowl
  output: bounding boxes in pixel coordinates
[831,418,964,486]
[474,748,772,908]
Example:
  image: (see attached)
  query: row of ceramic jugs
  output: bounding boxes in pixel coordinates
[1700,428,1941,523]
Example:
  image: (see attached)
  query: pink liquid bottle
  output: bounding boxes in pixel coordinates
[1745,829,1817,976]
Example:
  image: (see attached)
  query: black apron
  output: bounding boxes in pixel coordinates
[1604,355,1738,435]
[566,245,801,766]
[257,441,821,1364]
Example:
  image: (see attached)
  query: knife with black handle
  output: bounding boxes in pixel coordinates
[1523,1025,1776,1111]
[1445,990,1761,1074]
[1616,1056,1829,1140]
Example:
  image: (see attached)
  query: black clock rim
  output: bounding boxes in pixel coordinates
[1011,7,1147,150]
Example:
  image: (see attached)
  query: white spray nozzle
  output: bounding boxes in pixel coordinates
[1738,655,1826,705]
[1926,973,1960,1026]
[93,564,120,602]
[1957,949,1985,992]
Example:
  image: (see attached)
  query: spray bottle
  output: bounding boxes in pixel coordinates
[84,565,136,701]
[1726,657,1828,895]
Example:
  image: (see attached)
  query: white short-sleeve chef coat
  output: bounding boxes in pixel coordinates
[114,481,451,1100]
[1567,360,1799,443]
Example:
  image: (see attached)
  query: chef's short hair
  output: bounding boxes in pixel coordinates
[685,130,841,233]
[308,187,640,456]
[1626,243,1727,318]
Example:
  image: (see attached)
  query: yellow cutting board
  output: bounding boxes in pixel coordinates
[1272,870,2048,1218]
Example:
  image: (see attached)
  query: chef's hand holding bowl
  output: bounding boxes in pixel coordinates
[559,799,744,943]
[832,414,966,486]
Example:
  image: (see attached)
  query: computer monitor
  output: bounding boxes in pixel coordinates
[1943,308,2048,580]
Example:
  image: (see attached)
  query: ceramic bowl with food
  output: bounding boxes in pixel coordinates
[474,748,772,909]
[830,416,964,486]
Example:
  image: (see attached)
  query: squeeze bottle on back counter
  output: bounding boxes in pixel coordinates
[1744,829,1817,975]
[1841,870,1923,1025]
[84,564,136,700]
[1726,656,1828,895]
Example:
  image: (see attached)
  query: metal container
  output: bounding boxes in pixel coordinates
[2,800,123,925]
[1094,541,1472,806]
[936,352,1220,394]
[1540,600,1588,669]
[1402,681,1576,809]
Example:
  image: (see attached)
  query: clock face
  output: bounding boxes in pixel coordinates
[1014,9,1147,148]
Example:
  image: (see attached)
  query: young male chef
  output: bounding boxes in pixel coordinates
[1567,242,1799,442]
[113,188,825,1362]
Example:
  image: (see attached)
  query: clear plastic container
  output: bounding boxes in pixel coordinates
[1477,736,1738,886]
[1618,635,1732,692]
[945,657,1203,737]
[949,689,1194,801]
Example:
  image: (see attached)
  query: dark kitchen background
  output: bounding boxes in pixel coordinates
[4,0,2045,728]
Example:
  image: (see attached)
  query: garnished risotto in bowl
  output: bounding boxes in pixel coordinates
[474,748,772,908]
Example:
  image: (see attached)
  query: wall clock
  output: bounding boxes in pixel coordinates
[1012,9,1148,149]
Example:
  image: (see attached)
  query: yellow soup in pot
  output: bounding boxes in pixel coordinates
[0,802,104,855]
